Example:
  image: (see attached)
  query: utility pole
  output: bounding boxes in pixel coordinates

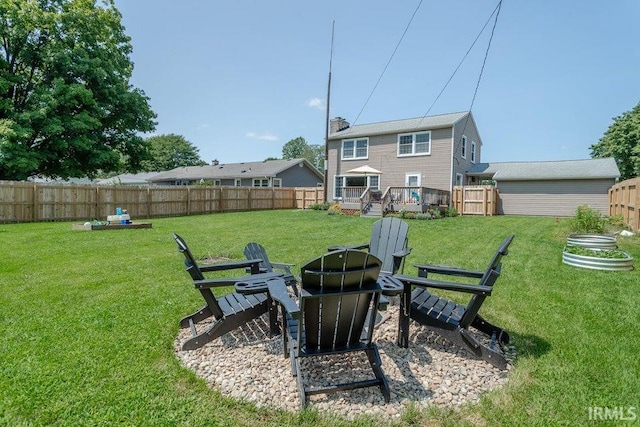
[323,21,335,202]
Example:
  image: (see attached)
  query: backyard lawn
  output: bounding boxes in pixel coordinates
[1,210,638,426]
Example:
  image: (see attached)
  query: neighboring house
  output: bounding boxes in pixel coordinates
[467,158,620,216]
[148,158,323,188]
[96,172,161,185]
[327,111,481,200]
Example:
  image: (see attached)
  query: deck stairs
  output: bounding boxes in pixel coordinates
[362,202,383,218]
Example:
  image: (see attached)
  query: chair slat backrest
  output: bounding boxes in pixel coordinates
[299,250,382,352]
[461,235,515,327]
[368,217,409,274]
[243,242,272,273]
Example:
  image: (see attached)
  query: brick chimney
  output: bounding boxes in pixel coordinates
[330,117,350,134]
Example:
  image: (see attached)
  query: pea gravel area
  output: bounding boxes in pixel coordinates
[175,300,514,421]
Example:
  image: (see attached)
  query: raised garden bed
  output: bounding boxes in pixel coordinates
[562,245,633,271]
[566,234,617,249]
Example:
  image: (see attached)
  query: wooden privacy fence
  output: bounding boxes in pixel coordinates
[452,185,499,216]
[0,181,325,223]
[609,177,639,232]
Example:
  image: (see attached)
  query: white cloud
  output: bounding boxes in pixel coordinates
[306,97,325,110]
[246,131,278,141]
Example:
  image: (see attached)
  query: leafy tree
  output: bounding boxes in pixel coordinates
[590,102,640,180]
[282,136,324,170]
[0,0,156,180]
[141,134,206,171]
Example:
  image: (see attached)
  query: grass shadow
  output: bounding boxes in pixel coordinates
[510,331,551,359]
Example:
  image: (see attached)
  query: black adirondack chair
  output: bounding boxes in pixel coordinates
[271,249,391,407]
[330,217,411,275]
[393,235,515,370]
[173,233,283,351]
[243,242,297,287]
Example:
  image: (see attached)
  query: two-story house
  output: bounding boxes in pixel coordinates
[327,111,481,214]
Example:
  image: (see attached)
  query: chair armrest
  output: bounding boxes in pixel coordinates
[200,258,262,273]
[193,278,243,289]
[271,262,295,272]
[415,263,484,279]
[328,243,369,252]
[267,279,300,320]
[393,247,412,258]
[393,274,493,296]
[198,271,283,290]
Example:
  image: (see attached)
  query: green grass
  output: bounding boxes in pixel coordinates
[1,211,639,426]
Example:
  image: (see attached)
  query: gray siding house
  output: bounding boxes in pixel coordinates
[148,158,323,188]
[327,111,481,201]
[467,158,620,216]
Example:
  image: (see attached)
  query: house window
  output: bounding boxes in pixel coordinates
[234,178,241,187]
[272,178,282,188]
[342,138,368,160]
[368,175,379,190]
[253,178,269,187]
[213,180,221,186]
[405,173,420,187]
[398,131,431,156]
[461,135,467,159]
[334,176,345,199]
[455,173,464,186]
[471,141,476,163]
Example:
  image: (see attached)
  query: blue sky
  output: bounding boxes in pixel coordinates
[113,0,640,165]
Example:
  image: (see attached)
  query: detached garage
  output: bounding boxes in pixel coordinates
[467,158,620,217]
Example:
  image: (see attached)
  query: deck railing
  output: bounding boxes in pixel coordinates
[340,186,450,215]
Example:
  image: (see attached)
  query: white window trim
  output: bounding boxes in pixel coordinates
[234,178,241,187]
[333,175,344,200]
[405,173,421,187]
[471,141,477,163]
[341,138,369,160]
[455,173,464,186]
[397,131,431,157]
[461,135,467,159]
[252,178,269,187]
[272,178,282,188]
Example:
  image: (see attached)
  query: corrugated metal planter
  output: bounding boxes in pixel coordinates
[562,246,634,271]
[566,234,617,249]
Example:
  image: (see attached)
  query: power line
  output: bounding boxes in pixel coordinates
[349,0,424,129]
[454,0,502,160]
[417,0,502,128]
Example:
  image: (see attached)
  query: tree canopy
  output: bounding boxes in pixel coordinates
[0,0,156,180]
[281,136,324,170]
[141,134,206,171]
[590,102,640,180]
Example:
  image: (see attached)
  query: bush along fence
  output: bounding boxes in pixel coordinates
[609,177,639,232]
[0,181,324,223]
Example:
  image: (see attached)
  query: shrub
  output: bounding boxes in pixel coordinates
[309,202,331,211]
[327,203,342,215]
[398,209,416,220]
[427,208,442,219]
[415,213,431,220]
[570,205,605,234]
[445,207,459,217]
